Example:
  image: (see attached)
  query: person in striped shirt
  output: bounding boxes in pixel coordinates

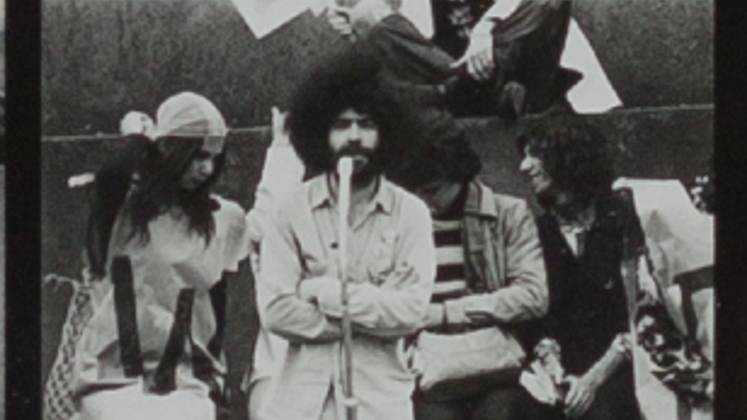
[396,137,547,420]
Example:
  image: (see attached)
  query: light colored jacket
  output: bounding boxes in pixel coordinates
[441,181,548,325]
[245,140,304,386]
[257,174,436,420]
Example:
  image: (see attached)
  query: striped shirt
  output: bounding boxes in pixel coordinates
[431,219,468,302]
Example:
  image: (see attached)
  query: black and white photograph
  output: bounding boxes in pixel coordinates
[39,1,715,420]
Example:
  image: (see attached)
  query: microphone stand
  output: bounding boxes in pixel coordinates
[337,157,357,420]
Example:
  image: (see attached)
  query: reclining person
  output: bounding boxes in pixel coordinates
[327,0,581,118]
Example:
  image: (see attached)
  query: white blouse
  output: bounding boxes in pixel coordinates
[75,195,250,397]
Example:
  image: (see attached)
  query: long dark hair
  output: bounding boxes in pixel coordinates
[126,136,224,242]
[516,112,615,209]
[85,135,224,278]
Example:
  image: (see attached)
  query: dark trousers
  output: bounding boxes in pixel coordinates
[365,0,579,119]
[413,383,531,420]
[446,0,579,117]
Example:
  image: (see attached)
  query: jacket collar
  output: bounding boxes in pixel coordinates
[463,180,498,219]
[308,173,394,215]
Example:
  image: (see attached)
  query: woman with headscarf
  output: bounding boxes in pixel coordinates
[72,92,249,420]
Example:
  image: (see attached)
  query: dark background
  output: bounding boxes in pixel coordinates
[40,1,714,419]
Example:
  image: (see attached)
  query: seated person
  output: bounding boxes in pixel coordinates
[514,112,641,420]
[327,0,581,118]
[393,133,548,420]
[68,92,250,420]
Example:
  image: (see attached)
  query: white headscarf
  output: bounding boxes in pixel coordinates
[119,92,228,142]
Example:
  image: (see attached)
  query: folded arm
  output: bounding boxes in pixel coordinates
[257,204,342,343]
[314,202,436,338]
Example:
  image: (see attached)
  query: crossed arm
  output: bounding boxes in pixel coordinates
[257,199,436,343]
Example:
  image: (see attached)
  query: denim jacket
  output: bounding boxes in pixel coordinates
[442,181,548,326]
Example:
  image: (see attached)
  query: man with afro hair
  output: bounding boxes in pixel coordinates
[252,45,437,420]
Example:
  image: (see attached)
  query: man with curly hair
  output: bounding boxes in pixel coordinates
[253,46,436,420]
[514,112,642,420]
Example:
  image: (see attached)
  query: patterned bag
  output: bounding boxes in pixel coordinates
[615,180,714,420]
[43,277,94,420]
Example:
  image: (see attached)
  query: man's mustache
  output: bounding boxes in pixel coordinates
[336,144,375,158]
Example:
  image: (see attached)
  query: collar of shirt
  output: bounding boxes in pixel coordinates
[308,173,395,217]
[463,180,498,220]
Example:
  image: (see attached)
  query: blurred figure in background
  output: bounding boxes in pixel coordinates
[242,107,304,420]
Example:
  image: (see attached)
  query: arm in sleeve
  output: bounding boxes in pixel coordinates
[366,15,453,81]
[445,198,548,324]
[257,203,342,343]
[317,200,436,338]
[246,110,305,275]
[221,199,253,274]
[248,114,305,244]
[477,0,567,74]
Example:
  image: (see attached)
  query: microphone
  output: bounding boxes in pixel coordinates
[338,156,353,182]
[336,155,357,420]
[337,156,352,274]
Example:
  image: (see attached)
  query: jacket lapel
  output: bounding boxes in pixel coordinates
[463,182,502,292]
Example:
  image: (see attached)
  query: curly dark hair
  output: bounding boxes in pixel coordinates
[390,131,482,191]
[516,112,615,207]
[286,43,407,178]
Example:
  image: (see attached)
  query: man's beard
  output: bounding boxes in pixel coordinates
[335,144,382,187]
